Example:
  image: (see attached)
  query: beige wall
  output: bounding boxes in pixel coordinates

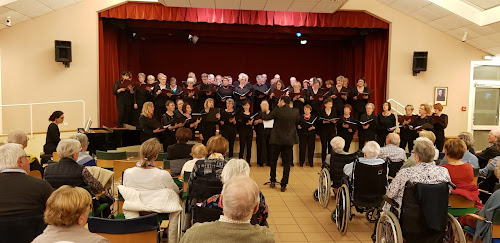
[0,0,487,154]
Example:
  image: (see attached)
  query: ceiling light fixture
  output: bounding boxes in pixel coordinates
[300,40,307,45]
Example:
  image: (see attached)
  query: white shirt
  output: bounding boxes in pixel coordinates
[181,157,204,176]
[123,167,179,193]
[0,168,27,174]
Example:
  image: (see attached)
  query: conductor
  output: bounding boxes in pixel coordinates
[262,96,300,192]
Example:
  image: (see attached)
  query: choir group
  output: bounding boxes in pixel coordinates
[113,71,448,166]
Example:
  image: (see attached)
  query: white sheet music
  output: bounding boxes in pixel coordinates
[263,119,274,129]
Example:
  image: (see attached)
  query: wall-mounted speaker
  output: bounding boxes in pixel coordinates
[412,51,427,76]
[55,40,72,67]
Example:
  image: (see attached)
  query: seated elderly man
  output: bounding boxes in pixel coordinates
[7,129,44,175]
[441,132,479,168]
[343,141,384,178]
[378,133,407,163]
[44,139,104,195]
[180,176,274,243]
[0,143,53,217]
[476,128,500,168]
[69,133,96,166]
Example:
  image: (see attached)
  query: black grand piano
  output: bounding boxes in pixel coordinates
[78,127,141,155]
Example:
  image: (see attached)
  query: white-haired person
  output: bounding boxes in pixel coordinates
[182,77,199,112]
[233,73,252,109]
[69,133,96,167]
[152,72,169,119]
[378,133,407,163]
[343,141,384,178]
[327,137,357,194]
[180,143,208,180]
[44,139,105,195]
[441,132,479,168]
[120,138,181,243]
[476,128,500,168]
[401,131,440,169]
[180,176,274,243]
[382,137,451,216]
[0,143,53,217]
[7,129,44,175]
[32,186,109,243]
[201,159,269,226]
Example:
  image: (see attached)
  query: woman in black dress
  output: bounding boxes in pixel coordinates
[233,74,252,110]
[376,102,396,146]
[161,100,184,152]
[269,79,286,110]
[167,77,182,101]
[290,82,305,114]
[139,102,165,143]
[319,98,337,163]
[410,104,434,142]
[307,78,324,116]
[236,101,254,165]
[219,99,237,158]
[351,77,370,121]
[182,78,199,113]
[179,103,201,141]
[358,103,378,150]
[44,111,64,154]
[132,73,151,126]
[216,76,233,109]
[152,73,169,120]
[399,105,417,152]
[337,104,357,152]
[433,103,448,152]
[332,76,349,117]
[199,98,220,145]
[298,105,317,167]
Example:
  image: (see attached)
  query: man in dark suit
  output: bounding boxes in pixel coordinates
[262,96,300,192]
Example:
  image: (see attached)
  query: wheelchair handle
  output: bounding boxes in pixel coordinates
[448,181,456,190]
[382,195,399,208]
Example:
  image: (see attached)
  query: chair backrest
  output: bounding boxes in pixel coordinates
[448,194,475,208]
[88,214,158,243]
[183,171,191,193]
[52,152,60,162]
[96,150,127,160]
[329,152,357,188]
[0,214,46,243]
[113,161,137,182]
[473,167,480,185]
[352,159,388,207]
[96,159,115,169]
[168,158,190,177]
[155,152,167,161]
[28,170,42,179]
[387,158,404,178]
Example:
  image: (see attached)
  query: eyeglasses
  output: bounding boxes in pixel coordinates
[21,155,29,159]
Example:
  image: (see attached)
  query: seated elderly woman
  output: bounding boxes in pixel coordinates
[441,132,479,168]
[32,185,109,243]
[180,143,208,180]
[69,133,96,167]
[343,141,384,178]
[382,137,451,216]
[166,127,194,160]
[327,137,357,190]
[201,159,269,226]
[119,138,181,243]
[44,139,104,195]
[401,131,440,169]
[442,139,481,208]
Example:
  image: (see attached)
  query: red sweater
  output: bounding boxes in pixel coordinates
[443,163,473,185]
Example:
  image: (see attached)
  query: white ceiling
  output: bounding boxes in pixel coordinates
[464,0,500,10]
[0,0,82,30]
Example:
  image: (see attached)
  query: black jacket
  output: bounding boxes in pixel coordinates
[262,105,300,146]
[44,158,85,189]
[166,143,194,160]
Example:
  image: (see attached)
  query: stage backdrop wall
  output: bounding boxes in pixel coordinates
[99,3,389,127]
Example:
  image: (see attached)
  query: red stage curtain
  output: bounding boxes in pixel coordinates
[99,19,120,127]
[364,31,389,113]
[99,3,389,29]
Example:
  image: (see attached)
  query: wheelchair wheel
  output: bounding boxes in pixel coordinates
[332,184,350,235]
[376,211,403,243]
[366,207,380,223]
[444,213,466,243]
[318,168,331,208]
[313,189,319,201]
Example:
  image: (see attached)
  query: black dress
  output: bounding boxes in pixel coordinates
[199,108,219,145]
[113,80,134,127]
[236,111,254,164]
[331,85,349,117]
[216,86,234,109]
[400,115,418,152]
[318,109,337,163]
[298,114,317,166]
[253,112,267,166]
[139,115,162,143]
[337,115,357,152]
[352,87,370,121]
[133,83,153,126]
[198,83,215,112]
[220,109,237,158]
[376,113,396,146]
[358,113,377,149]
[161,112,178,152]
[233,84,252,110]
[152,84,169,120]
[43,123,60,154]
[306,87,324,116]
[433,114,448,152]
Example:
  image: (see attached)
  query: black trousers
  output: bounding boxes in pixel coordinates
[221,127,237,158]
[116,101,131,127]
[256,131,269,165]
[270,144,293,187]
[163,131,177,153]
[299,133,315,166]
[435,130,445,152]
[201,129,216,146]
[400,133,415,153]
[377,130,390,147]
[238,128,253,163]
[320,126,335,162]
[343,133,354,152]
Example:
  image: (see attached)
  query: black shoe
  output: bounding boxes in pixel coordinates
[291,163,295,167]
[280,187,287,192]
[299,164,304,167]
[258,164,264,167]
[309,164,314,167]
[270,182,276,188]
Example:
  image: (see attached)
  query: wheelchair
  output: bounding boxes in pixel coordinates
[376,182,466,243]
[332,158,388,234]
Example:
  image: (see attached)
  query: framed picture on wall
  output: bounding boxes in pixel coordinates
[434,87,448,106]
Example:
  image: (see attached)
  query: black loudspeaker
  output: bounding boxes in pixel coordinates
[412,51,427,76]
[55,40,72,67]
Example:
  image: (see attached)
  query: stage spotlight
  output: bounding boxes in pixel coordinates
[300,40,307,45]
[296,32,302,37]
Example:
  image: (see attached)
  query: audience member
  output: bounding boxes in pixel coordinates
[382,137,451,215]
[7,129,44,175]
[441,132,479,168]
[69,133,96,166]
[328,137,357,192]
[476,129,500,168]
[202,159,269,226]
[44,139,104,195]
[32,186,109,243]
[166,128,194,160]
[180,176,274,243]
[180,143,208,180]
[401,131,439,169]
[378,133,407,162]
[0,143,53,217]
[120,138,180,243]
[343,141,384,177]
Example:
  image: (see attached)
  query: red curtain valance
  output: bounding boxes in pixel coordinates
[99,3,389,29]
